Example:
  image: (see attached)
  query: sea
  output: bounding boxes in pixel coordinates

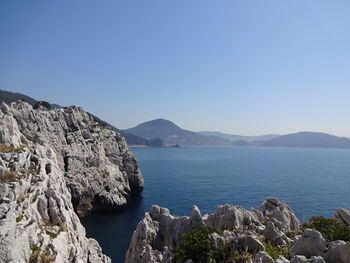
[81,146,350,262]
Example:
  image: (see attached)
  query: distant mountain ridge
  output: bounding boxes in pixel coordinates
[124,118,233,146]
[0,89,61,109]
[197,131,280,142]
[3,90,350,149]
[260,131,350,148]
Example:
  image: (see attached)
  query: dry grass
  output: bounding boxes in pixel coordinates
[28,162,36,174]
[59,223,68,232]
[16,193,27,204]
[29,245,57,263]
[265,242,292,260]
[0,171,20,183]
[29,249,40,263]
[0,144,26,153]
[42,221,67,232]
[39,250,56,263]
[29,249,56,263]
[18,162,37,176]
[41,220,57,230]
[31,193,38,204]
[231,250,253,263]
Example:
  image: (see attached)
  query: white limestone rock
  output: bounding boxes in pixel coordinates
[264,221,290,245]
[260,197,300,232]
[0,146,111,263]
[205,204,262,230]
[236,234,265,253]
[291,229,327,258]
[336,208,350,227]
[1,101,143,217]
[255,251,275,263]
[0,101,146,262]
[326,240,350,263]
[126,198,302,263]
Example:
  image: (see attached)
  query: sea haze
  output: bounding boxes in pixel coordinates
[81,146,350,262]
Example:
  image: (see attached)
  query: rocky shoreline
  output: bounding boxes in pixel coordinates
[126,198,350,263]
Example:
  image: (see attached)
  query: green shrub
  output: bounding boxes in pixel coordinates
[33,101,51,110]
[265,243,291,260]
[174,225,262,263]
[242,217,251,227]
[16,215,23,223]
[30,244,41,252]
[175,226,217,263]
[302,216,350,242]
[50,233,59,239]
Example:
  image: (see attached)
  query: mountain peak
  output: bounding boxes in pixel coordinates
[124,119,233,146]
[136,118,181,129]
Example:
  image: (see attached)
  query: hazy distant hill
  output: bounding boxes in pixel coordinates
[88,114,164,147]
[0,89,61,109]
[0,89,162,147]
[0,89,38,106]
[124,119,233,146]
[197,131,280,142]
[261,132,350,148]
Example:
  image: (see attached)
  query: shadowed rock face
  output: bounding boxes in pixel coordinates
[0,101,143,217]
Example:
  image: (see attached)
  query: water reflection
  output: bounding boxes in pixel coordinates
[81,195,145,262]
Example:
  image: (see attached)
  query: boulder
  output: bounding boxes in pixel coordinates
[326,240,350,263]
[291,229,327,258]
[236,234,265,253]
[255,251,275,263]
[336,208,350,226]
[290,256,326,263]
[291,256,309,263]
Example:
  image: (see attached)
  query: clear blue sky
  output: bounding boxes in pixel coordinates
[1,1,350,136]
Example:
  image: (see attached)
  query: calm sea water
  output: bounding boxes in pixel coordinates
[81,146,350,262]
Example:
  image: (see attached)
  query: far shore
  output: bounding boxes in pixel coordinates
[129,145,152,148]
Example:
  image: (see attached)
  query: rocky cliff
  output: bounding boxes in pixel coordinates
[1,101,143,217]
[126,198,350,263]
[0,101,144,262]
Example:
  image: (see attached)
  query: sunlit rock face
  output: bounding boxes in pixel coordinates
[126,198,350,263]
[0,101,143,217]
[0,101,144,262]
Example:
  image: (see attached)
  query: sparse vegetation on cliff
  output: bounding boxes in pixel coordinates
[0,144,26,153]
[302,216,350,242]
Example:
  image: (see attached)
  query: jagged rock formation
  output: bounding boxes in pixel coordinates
[0,101,143,216]
[260,197,300,232]
[0,101,144,262]
[126,198,350,263]
[0,145,111,262]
